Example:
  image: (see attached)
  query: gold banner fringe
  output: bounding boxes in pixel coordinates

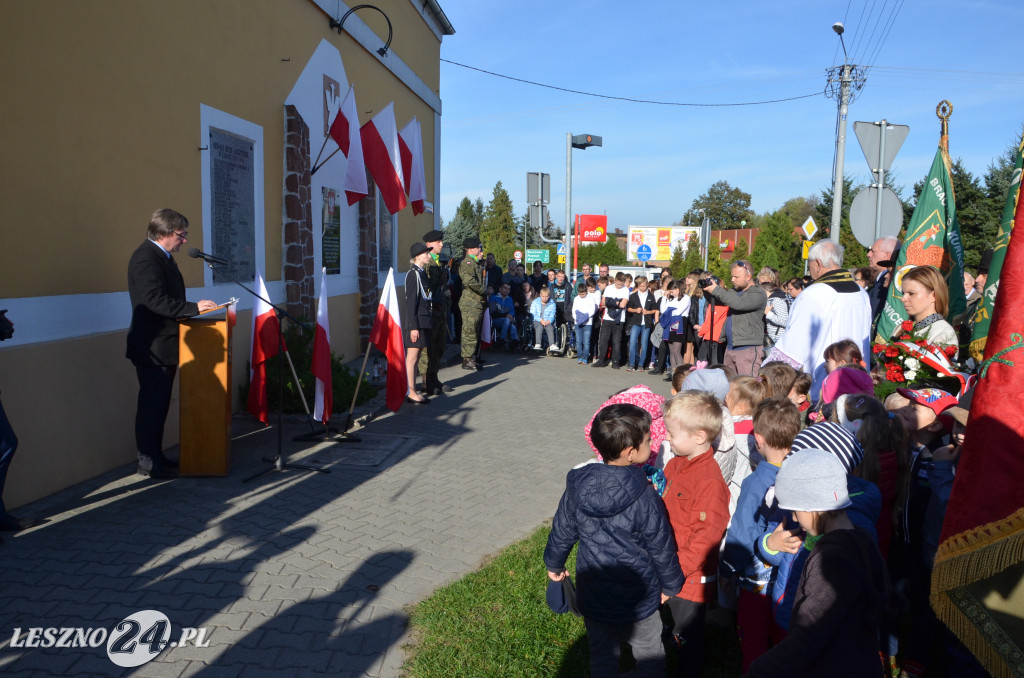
[932,507,1024,593]
[929,589,1021,678]
[931,508,1024,677]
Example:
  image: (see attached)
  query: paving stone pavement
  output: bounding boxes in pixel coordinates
[0,348,676,676]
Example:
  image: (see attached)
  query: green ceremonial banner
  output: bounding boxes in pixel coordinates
[875,144,966,343]
[969,137,1023,361]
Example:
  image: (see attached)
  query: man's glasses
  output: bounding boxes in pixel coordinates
[173,231,188,240]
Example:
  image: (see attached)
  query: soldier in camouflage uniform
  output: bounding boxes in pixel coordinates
[459,237,486,370]
[417,230,453,395]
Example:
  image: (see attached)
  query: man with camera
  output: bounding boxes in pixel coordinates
[127,209,216,479]
[0,309,32,532]
[701,260,768,376]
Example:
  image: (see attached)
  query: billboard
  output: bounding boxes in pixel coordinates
[626,226,700,261]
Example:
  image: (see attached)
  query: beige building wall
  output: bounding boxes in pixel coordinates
[0,0,451,509]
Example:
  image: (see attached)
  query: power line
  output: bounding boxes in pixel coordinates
[440,58,822,107]
[863,0,905,69]
[854,0,890,65]
[851,0,883,65]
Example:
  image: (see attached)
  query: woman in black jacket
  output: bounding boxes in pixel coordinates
[405,243,433,404]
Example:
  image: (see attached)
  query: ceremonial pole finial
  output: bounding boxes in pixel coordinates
[937,100,953,150]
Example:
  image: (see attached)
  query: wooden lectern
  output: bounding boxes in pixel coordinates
[178,312,233,476]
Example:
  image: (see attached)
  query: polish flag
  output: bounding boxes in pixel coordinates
[247,271,285,424]
[312,267,333,423]
[328,85,368,205]
[480,308,492,350]
[398,117,427,216]
[369,268,407,412]
[360,102,406,215]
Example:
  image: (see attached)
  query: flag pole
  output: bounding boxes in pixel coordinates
[336,285,385,442]
[311,134,332,175]
[311,148,342,177]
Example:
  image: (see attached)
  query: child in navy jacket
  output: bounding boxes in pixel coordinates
[545,403,683,678]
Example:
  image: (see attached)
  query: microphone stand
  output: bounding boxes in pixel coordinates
[196,260,331,481]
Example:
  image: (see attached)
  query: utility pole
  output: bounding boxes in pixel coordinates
[826,22,866,243]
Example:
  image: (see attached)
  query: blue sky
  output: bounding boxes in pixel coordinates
[437,0,1024,231]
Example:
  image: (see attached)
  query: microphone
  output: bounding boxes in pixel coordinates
[188,248,228,266]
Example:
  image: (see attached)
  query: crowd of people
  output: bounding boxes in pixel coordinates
[536,236,992,677]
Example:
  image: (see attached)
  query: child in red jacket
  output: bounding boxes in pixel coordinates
[661,391,731,678]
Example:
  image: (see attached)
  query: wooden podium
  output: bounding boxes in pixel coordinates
[178,311,234,476]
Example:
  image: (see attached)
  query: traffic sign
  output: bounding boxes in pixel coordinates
[801,216,818,240]
[854,121,909,175]
[802,241,815,259]
[513,250,523,261]
[558,255,566,264]
[637,244,652,262]
[850,186,903,247]
[525,249,549,264]
[556,243,566,256]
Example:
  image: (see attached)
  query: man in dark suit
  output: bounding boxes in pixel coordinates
[127,209,215,478]
[866,236,900,324]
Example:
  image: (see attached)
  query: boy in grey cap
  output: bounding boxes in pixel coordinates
[746,449,890,678]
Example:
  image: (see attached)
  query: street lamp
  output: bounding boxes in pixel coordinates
[565,133,602,277]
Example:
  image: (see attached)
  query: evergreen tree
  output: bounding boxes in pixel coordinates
[729,237,750,266]
[669,244,686,279]
[705,238,729,281]
[816,176,868,268]
[683,235,703,275]
[443,211,477,260]
[480,181,517,267]
[751,210,802,279]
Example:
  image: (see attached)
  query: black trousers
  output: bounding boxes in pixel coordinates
[665,597,706,678]
[134,363,176,460]
[596,321,624,365]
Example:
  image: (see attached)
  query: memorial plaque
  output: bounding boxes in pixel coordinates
[322,187,341,274]
[209,129,256,283]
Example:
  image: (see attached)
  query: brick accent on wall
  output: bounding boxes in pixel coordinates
[283,105,314,320]
[357,167,378,351]
[283,106,380,349]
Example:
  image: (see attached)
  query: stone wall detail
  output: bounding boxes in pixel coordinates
[283,105,314,320]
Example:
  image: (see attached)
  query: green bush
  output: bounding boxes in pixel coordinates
[241,320,377,414]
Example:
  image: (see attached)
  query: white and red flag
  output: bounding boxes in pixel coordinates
[312,267,333,423]
[369,268,407,412]
[247,271,285,424]
[480,308,492,351]
[359,102,406,215]
[328,85,368,205]
[398,116,426,216]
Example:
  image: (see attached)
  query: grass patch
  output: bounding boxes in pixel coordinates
[404,523,741,677]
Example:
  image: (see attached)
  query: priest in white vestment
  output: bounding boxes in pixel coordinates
[765,240,871,400]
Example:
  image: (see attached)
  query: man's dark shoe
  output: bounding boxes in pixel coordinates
[611,362,621,369]
[0,515,37,532]
[430,378,453,393]
[591,360,608,368]
[138,455,177,479]
[159,454,180,469]
[649,369,664,375]
[461,358,476,371]
[147,466,178,480]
